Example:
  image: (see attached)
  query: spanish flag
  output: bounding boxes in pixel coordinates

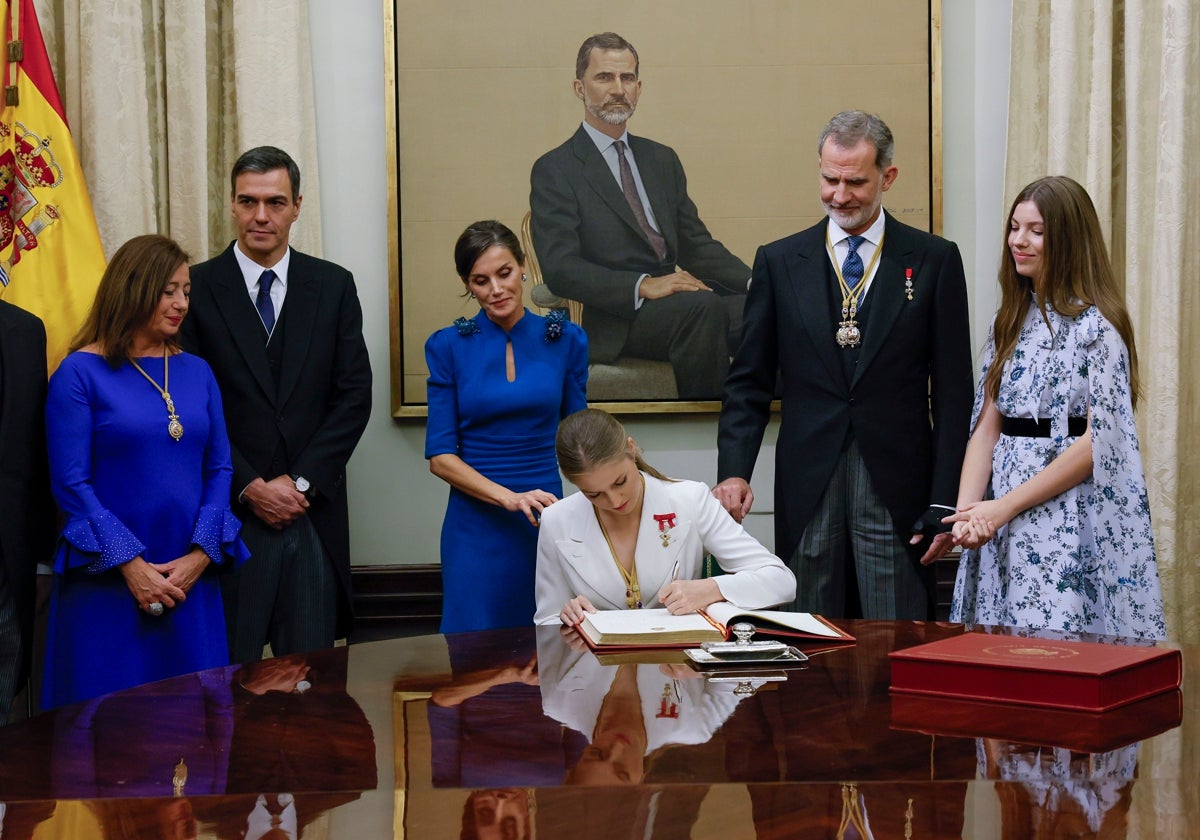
[0,0,104,369]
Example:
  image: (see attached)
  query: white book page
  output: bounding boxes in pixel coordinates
[583,609,715,635]
[703,603,842,637]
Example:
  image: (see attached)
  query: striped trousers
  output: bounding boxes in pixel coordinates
[222,514,337,663]
[786,439,932,620]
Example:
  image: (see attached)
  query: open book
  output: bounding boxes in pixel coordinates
[576,604,855,649]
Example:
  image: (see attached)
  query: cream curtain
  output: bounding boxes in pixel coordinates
[1007,2,1199,834]
[33,0,322,261]
[1006,0,1199,647]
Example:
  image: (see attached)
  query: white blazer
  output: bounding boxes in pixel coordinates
[534,473,796,625]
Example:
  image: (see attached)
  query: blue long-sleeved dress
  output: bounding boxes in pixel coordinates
[42,351,249,709]
[425,309,587,632]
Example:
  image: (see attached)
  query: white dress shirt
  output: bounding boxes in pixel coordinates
[233,242,292,337]
[826,210,886,303]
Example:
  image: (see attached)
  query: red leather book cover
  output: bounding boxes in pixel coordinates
[890,688,1184,753]
[888,631,1181,712]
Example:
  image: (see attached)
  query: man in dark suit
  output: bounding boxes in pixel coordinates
[181,146,371,662]
[715,111,972,620]
[0,300,52,722]
[530,32,749,400]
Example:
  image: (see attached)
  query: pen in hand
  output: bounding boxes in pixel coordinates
[658,560,681,601]
[658,559,684,611]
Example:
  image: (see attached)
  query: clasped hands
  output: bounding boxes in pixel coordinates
[943,499,1007,549]
[917,500,1011,565]
[244,475,310,529]
[559,578,722,626]
[121,548,211,614]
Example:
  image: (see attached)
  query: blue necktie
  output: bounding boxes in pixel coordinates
[842,236,866,291]
[256,270,277,334]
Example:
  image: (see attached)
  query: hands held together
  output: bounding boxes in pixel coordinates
[121,548,211,615]
[244,475,309,529]
[915,500,1011,565]
[944,499,1009,550]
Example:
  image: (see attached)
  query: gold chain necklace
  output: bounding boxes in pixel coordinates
[129,346,184,441]
[596,475,645,609]
[827,228,885,348]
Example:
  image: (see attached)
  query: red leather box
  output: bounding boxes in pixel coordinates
[888,631,1182,712]
[890,688,1184,753]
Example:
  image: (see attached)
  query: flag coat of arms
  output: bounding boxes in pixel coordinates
[1,0,105,368]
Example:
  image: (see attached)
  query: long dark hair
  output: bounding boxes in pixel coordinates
[555,409,673,484]
[70,234,190,367]
[986,175,1140,408]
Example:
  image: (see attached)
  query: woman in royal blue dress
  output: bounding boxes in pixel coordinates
[426,220,588,632]
[42,234,249,709]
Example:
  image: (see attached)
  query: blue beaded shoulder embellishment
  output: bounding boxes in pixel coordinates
[544,309,567,343]
[454,316,479,336]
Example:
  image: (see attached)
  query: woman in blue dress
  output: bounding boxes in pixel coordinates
[426,220,588,632]
[43,234,249,709]
[945,176,1165,640]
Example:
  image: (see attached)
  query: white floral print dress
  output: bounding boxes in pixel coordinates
[951,301,1166,640]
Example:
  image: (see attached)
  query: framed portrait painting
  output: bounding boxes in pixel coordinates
[386,0,941,416]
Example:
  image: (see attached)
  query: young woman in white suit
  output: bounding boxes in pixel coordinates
[534,409,795,626]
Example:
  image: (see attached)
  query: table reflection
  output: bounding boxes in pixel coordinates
[0,645,376,838]
[423,627,580,788]
[0,620,1190,839]
[982,740,1138,838]
[536,624,764,785]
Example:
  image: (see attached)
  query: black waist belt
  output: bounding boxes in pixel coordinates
[1000,416,1087,438]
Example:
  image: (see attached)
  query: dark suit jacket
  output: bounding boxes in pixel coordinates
[180,244,372,636]
[530,125,749,362]
[0,300,53,690]
[718,213,973,564]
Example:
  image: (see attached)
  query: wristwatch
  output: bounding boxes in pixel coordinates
[291,475,316,500]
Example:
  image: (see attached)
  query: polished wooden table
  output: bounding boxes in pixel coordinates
[0,621,1191,838]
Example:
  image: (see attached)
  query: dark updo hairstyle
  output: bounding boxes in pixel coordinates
[453,220,524,291]
[555,409,673,484]
[70,234,190,367]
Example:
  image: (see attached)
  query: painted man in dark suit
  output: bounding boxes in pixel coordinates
[0,300,52,722]
[530,32,749,400]
[181,146,371,662]
[715,111,972,620]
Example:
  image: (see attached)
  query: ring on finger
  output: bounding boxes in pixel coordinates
[147,601,165,617]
